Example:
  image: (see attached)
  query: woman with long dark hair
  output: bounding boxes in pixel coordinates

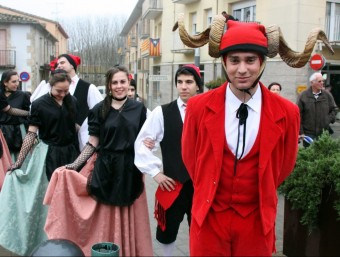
[0,72,80,256]
[0,70,30,160]
[44,66,153,256]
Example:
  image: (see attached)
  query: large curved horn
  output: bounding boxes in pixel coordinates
[208,14,226,58]
[172,13,210,48]
[266,25,280,58]
[277,27,335,68]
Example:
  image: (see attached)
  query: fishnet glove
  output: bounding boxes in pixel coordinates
[8,131,37,171]
[65,142,95,170]
[7,107,29,117]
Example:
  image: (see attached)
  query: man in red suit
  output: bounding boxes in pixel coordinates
[182,21,301,256]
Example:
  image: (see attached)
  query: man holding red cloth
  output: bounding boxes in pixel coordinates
[174,15,334,256]
[134,65,202,256]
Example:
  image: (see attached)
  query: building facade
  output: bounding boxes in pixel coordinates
[120,0,340,110]
[0,5,69,92]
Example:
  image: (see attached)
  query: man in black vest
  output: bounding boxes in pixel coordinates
[134,64,202,256]
[56,54,103,150]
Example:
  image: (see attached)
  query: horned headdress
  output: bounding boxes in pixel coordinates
[173,13,334,68]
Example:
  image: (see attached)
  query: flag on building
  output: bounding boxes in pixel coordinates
[150,38,161,57]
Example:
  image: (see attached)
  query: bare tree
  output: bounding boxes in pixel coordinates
[60,16,126,86]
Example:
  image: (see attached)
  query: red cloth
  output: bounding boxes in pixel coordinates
[154,182,183,231]
[190,208,275,256]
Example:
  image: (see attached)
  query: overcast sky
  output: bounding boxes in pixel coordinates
[0,0,138,21]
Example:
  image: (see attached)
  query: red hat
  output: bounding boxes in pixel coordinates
[58,54,81,71]
[220,20,268,56]
[175,64,203,90]
[49,58,58,71]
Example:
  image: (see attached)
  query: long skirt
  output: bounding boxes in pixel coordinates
[44,154,154,256]
[0,130,12,191]
[0,142,49,256]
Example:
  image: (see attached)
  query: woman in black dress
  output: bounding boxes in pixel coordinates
[44,66,153,256]
[0,70,30,160]
[0,72,80,256]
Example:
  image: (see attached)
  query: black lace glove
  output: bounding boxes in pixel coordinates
[8,131,37,171]
[65,142,96,170]
[7,107,29,117]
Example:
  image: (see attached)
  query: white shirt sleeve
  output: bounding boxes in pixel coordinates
[134,106,164,177]
[87,84,104,109]
[30,80,50,103]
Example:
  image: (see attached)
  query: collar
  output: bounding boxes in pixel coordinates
[71,74,79,85]
[227,83,262,113]
[177,97,186,109]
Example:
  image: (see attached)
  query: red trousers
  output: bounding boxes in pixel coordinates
[190,208,275,256]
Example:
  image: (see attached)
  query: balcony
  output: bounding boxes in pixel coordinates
[171,32,194,54]
[172,0,199,4]
[142,0,163,20]
[0,50,16,68]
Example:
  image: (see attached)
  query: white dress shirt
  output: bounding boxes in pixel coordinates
[225,84,262,159]
[134,98,186,177]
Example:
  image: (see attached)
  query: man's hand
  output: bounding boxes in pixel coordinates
[143,138,155,150]
[298,134,305,143]
[153,172,176,191]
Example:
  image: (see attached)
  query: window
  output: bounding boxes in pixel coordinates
[191,12,197,34]
[326,1,340,41]
[205,8,213,27]
[232,0,256,22]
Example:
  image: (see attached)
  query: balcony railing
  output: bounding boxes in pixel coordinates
[325,15,340,41]
[0,50,16,68]
[142,0,163,20]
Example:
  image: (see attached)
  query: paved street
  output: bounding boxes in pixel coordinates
[1,121,340,257]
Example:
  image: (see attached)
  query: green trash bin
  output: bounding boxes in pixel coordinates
[91,242,120,256]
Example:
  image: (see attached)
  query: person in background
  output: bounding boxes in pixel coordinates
[0,70,30,160]
[0,73,79,256]
[222,11,238,22]
[297,72,337,146]
[43,66,153,256]
[128,74,138,100]
[56,54,103,150]
[135,64,202,256]
[0,91,29,190]
[173,14,333,255]
[30,58,58,102]
[268,82,282,95]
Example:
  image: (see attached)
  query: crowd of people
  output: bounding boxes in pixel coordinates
[0,13,337,257]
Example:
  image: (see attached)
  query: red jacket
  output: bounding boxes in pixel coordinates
[182,82,300,235]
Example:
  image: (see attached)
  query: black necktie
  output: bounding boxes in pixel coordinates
[234,103,248,175]
[236,103,248,125]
